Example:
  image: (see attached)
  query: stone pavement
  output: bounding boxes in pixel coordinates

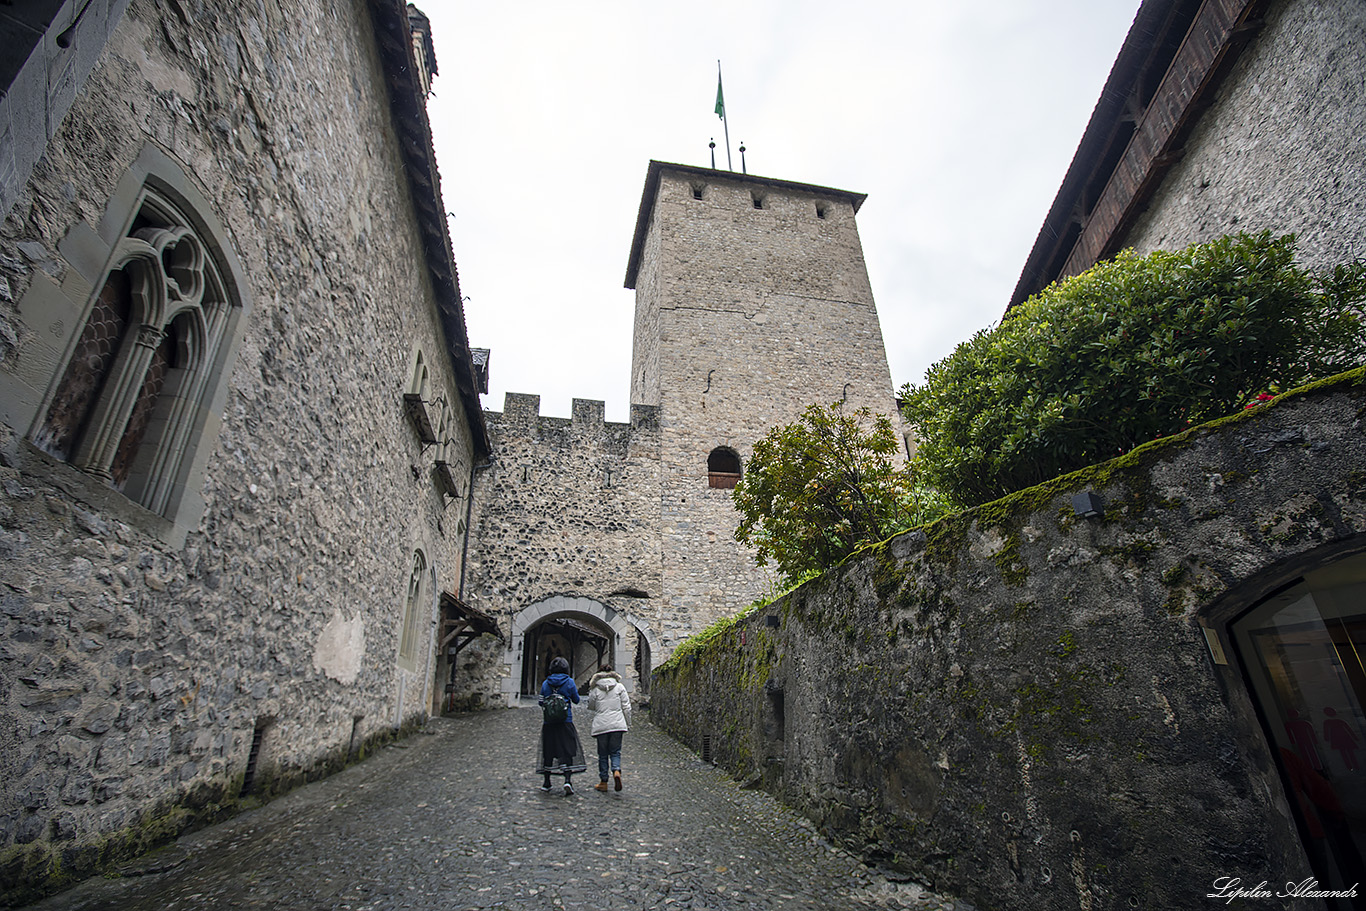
[20,706,975,911]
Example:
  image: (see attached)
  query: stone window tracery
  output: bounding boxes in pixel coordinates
[32,185,240,519]
[399,549,428,668]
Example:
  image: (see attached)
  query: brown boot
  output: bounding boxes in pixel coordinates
[613,770,622,791]
[594,781,609,791]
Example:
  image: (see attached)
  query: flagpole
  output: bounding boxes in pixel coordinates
[717,60,732,171]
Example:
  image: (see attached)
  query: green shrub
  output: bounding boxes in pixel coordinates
[900,232,1366,507]
[733,402,948,585]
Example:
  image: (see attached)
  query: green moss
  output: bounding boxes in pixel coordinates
[656,602,761,676]
[895,368,1366,586]
[738,630,779,691]
[992,533,1029,585]
[1160,562,1192,615]
[0,777,243,907]
[955,677,986,723]
[870,541,906,604]
[1098,535,1159,565]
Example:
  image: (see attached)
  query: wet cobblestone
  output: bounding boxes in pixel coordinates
[22,707,974,910]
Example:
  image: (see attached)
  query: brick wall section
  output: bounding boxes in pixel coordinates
[631,166,905,634]
[1122,0,1366,270]
[461,394,663,696]
[0,0,476,898]
[652,372,1366,911]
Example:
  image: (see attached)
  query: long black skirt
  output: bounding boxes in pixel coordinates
[536,721,587,775]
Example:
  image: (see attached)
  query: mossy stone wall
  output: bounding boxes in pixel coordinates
[652,370,1366,911]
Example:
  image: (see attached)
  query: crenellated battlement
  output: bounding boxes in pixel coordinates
[485,393,660,449]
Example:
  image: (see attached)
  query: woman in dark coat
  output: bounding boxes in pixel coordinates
[537,656,587,794]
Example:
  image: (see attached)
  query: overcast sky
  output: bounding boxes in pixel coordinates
[423,2,1141,423]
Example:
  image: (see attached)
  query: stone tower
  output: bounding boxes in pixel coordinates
[624,161,904,632]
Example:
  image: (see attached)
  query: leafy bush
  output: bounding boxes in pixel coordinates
[732,402,947,585]
[900,232,1366,507]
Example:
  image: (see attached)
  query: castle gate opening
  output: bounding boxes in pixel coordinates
[519,613,613,696]
[500,595,658,705]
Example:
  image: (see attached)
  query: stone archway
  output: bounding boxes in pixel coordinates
[500,595,659,706]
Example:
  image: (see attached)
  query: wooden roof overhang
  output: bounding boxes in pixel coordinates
[1007,0,1271,312]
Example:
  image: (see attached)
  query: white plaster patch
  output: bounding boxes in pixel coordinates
[313,610,365,685]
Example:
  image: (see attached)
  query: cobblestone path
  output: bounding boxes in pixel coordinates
[22,707,973,911]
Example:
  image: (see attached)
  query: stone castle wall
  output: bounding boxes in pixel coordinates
[462,394,664,697]
[652,371,1366,911]
[633,167,905,630]
[0,0,475,898]
[1123,0,1366,267]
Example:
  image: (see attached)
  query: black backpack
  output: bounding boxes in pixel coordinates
[542,683,569,723]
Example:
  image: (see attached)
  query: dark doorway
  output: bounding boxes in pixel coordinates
[519,615,612,696]
[634,629,652,694]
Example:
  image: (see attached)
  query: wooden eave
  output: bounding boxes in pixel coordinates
[366,0,490,461]
[1007,0,1270,312]
[439,591,502,643]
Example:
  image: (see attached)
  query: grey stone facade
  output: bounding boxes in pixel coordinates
[651,371,1366,911]
[0,0,484,901]
[1122,0,1366,268]
[0,1,133,222]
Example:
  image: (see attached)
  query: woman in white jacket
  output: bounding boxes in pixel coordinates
[586,664,632,791]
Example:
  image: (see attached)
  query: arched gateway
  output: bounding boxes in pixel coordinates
[501,595,658,705]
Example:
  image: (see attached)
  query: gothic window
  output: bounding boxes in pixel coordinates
[31,184,241,520]
[708,446,742,489]
[402,348,439,443]
[408,349,430,399]
[399,549,428,669]
[433,406,461,498]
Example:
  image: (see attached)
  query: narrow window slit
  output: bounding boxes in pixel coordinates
[240,719,269,796]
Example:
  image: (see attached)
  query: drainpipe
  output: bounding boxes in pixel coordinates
[458,457,484,599]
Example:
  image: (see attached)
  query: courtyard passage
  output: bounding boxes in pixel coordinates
[21,706,974,911]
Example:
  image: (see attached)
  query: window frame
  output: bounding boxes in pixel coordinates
[6,145,251,547]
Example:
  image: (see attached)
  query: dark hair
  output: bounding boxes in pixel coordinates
[599,664,613,673]
[549,657,570,674]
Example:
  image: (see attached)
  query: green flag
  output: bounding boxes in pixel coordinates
[715,74,725,119]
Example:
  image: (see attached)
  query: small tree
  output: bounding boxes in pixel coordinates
[733,403,944,586]
[901,231,1366,507]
